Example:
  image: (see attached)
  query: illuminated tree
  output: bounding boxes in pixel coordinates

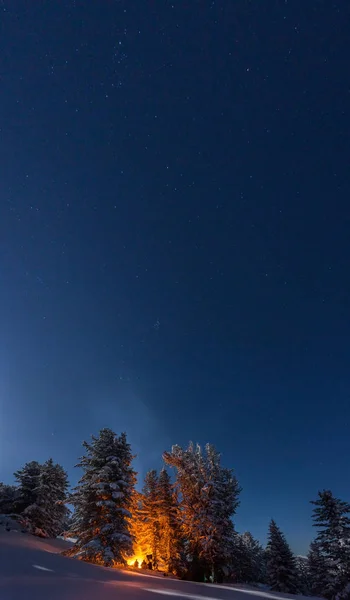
[201,444,240,580]
[129,489,148,562]
[129,469,182,574]
[67,428,136,566]
[164,442,241,581]
[137,470,160,568]
[157,468,182,574]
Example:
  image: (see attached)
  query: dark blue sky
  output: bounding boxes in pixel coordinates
[1,1,349,554]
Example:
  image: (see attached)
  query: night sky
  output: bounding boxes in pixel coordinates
[1,1,349,554]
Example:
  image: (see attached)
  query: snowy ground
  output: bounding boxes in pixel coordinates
[0,529,321,600]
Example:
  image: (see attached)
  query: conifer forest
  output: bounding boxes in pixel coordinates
[1,428,349,599]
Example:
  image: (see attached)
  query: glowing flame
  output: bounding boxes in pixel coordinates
[127,555,143,568]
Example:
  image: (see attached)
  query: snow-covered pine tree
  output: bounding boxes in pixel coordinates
[0,483,18,515]
[157,467,182,574]
[230,532,249,582]
[307,540,330,597]
[129,489,149,561]
[24,458,69,537]
[236,532,267,584]
[164,441,205,578]
[68,428,136,566]
[266,519,299,594]
[137,470,160,568]
[14,461,42,514]
[311,490,350,599]
[60,511,73,537]
[295,555,310,596]
[200,444,240,581]
[336,583,350,600]
[164,442,241,582]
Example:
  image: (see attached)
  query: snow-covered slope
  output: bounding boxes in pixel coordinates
[0,529,323,600]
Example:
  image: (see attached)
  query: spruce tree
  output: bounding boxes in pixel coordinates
[164,442,240,581]
[308,540,330,597]
[266,519,299,593]
[14,461,41,514]
[68,428,136,566]
[138,470,160,568]
[157,468,182,574]
[238,532,267,583]
[0,483,18,514]
[129,490,149,562]
[61,512,73,537]
[295,555,310,596]
[230,533,249,582]
[311,490,350,599]
[336,583,350,600]
[164,442,209,581]
[200,444,240,581]
[24,458,70,537]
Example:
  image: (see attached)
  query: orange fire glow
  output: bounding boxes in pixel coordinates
[127,555,143,568]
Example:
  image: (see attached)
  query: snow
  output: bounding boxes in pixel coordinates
[33,564,54,572]
[57,535,77,543]
[0,528,324,600]
[0,514,24,533]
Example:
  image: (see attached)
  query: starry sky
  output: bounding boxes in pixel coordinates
[1,1,350,554]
